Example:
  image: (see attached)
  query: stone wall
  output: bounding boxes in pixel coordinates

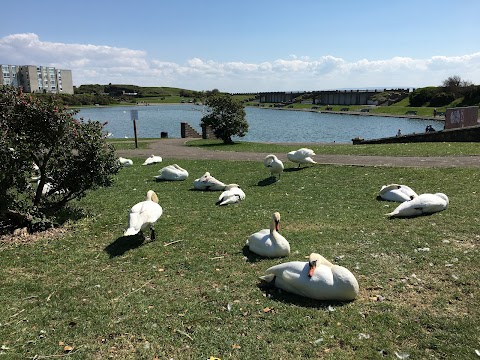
[180,122,201,138]
[180,122,218,139]
[353,125,480,144]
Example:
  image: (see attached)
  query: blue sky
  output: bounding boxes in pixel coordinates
[1,0,479,92]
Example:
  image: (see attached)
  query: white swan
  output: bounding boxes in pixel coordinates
[287,148,317,168]
[386,193,449,217]
[216,184,245,206]
[118,157,133,167]
[193,171,226,191]
[246,212,290,257]
[154,164,189,181]
[260,253,359,301]
[124,190,163,240]
[264,154,284,180]
[142,155,163,165]
[379,184,418,202]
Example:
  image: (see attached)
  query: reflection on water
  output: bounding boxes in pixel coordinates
[75,105,444,143]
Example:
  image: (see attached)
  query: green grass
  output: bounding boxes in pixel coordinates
[107,139,158,150]
[1,158,479,359]
[186,139,480,157]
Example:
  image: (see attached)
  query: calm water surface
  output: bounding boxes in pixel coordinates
[75,105,444,143]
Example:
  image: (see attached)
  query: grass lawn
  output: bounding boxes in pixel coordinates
[0,157,479,359]
[186,139,480,157]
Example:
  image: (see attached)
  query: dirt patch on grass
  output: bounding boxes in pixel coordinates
[0,226,68,245]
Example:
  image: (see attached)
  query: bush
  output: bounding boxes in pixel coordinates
[201,94,248,144]
[429,92,455,107]
[408,87,440,106]
[0,87,121,233]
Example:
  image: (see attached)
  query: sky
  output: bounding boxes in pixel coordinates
[1,0,480,93]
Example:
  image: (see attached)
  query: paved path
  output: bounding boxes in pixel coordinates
[115,138,480,168]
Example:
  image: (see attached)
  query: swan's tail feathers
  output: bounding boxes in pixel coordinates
[259,274,275,283]
[124,227,139,236]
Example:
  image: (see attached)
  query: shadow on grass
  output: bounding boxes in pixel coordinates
[257,177,278,186]
[284,167,305,173]
[256,280,353,309]
[242,245,277,263]
[104,233,147,258]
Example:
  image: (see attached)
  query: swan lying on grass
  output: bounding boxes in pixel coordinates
[118,157,133,167]
[193,171,226,191]
[142,155,163,165]
[154,164,189,181]
[246,212,290,257]
[386,193,449,217]
[260,253,359,301]
[379,184,417,202]
[124,190,163,240]
[216,184,245,206]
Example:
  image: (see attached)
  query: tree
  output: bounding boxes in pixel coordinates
[442,75,473,98]
[200,94,248,144]
[0,87,120,233]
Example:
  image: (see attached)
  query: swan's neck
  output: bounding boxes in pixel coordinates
[270,220,281,243]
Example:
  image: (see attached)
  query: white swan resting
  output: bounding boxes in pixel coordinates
[215,184,245,206]
[142,155,163,165]
[193,171,226,191]
[260,253,359,301]
[124,190,163,240]
[264,154,284,180]
[118,157,133,166]
[154,164,189,181]
[379,184,418,202]
[246,212,290,257]
[287,148,317,167]
[386,193,449,217]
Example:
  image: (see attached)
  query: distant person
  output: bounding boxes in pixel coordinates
[433,108,437,117]
[397,129,402,137]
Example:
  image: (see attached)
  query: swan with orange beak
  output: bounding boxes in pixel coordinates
[260,253,359,301]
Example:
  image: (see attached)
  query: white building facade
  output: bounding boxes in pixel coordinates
[0,64,74,94]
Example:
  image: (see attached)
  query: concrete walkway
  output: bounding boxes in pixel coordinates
[115,138,480,168]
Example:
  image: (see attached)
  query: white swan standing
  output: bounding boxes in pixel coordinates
[215,184,245,206]
[386,193,449,217]
[124,190,163,240]
[154,164,189,181]
[246,212,290,257]
[142,155,163,165]
[118,157,133,167]
[287,148,317,168]
[260,253,359,301]
[264,154,284,180]
[193,171,226,191]
[379,184,418,202]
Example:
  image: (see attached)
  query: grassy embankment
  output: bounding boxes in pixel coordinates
[0,146,479,359]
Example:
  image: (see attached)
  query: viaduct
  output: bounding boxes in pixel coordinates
[231,89,410,106]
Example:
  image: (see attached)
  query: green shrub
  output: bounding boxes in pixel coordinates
[0,87,121,233]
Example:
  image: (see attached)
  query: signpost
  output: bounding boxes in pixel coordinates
[130,110,139,148]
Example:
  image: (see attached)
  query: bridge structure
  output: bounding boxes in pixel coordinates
[248,88,410,106]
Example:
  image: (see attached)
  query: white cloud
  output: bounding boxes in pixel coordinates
[1,33,480,92]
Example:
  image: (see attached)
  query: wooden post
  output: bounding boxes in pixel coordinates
[130,110,139,148]
[133,119,138,148]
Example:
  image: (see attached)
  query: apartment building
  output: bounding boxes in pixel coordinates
[0,64,74,94]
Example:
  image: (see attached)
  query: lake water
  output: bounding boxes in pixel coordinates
[75,105,444,143]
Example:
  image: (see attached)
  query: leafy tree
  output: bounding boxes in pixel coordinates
[201,94,248,144]
[0,87,120,233]
[442,75,473,98]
